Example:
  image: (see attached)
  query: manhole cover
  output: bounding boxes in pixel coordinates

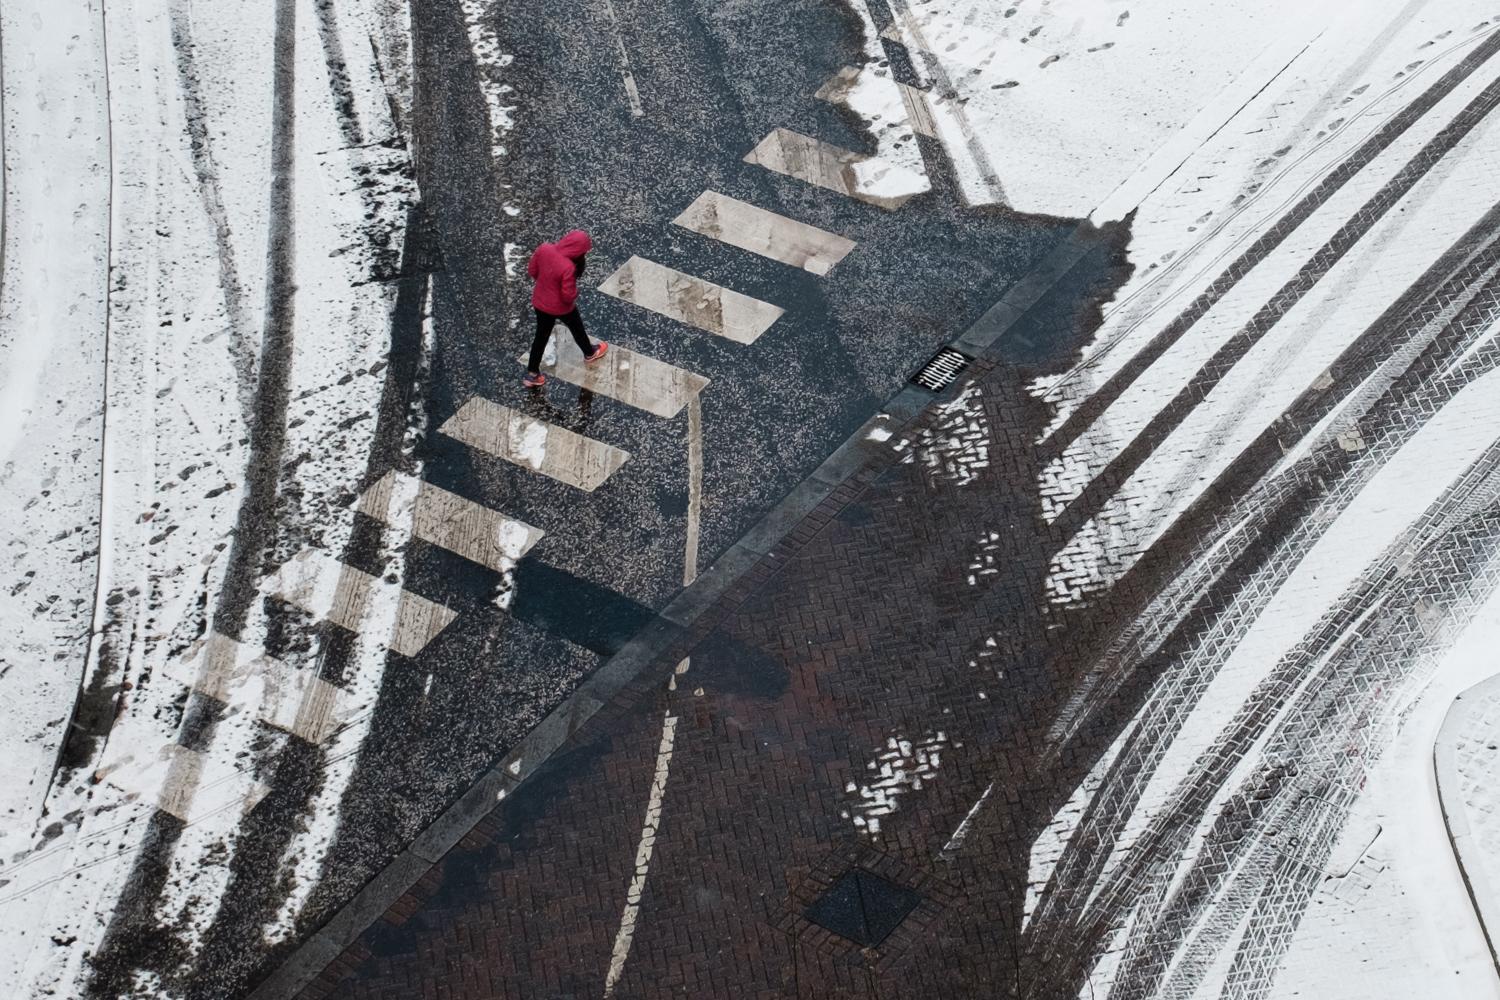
[804,867,921,948]
[911,347,971,391]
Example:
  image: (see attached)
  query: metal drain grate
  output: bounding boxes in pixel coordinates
[804,867,921,948]
[911,347,971,391]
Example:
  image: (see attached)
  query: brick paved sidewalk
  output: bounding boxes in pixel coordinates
[271,232,1143,1000]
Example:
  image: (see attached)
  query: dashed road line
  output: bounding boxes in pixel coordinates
[671,190,856,276]
[266,548,458,658]
[744,127,924,210]
[441,397,631,491]
[597,255,785,344]
[527,337,709,419]
[358,469,545,572]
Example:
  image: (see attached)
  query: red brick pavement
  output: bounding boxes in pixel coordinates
[294,253,1147,1000]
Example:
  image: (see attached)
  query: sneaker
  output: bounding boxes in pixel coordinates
[522,372,546,387]
[584,341,609,364]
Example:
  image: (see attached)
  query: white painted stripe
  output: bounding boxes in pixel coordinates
[597,255,784,345]
[266,548,458,658]
[684,396,703,586]
[743,127,924,210]
[672,190,856,276]
[603,711,679,997]
[99,745,270,823]
[600,0,644,118]
[358,470,545,572]
[937,781,994,862]
[525,339,709,419]
[440,397,630,492]
[162,633,344,744]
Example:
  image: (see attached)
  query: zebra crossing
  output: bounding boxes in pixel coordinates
[141,65,930,825]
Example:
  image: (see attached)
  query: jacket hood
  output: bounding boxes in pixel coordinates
[555,229,592,257]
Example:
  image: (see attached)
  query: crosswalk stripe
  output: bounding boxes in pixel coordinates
[596,255,784,344]
[266,548,458,658]
[440,397,630,492]
[743,127,924,210]
[524,337,709,419]
[672,190,856,276]
[96,744,269,822]
[358,470,546,572]
[155,747,271,822]
[163,632,344,744]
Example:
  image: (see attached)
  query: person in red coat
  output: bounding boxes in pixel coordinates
[524,229,607,386]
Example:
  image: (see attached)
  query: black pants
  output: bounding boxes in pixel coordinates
[528,308,593,373]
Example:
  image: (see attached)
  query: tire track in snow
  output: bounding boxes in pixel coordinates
[1037,199,1500,748]
[1047,67,1500,547]
[168,2,258,422]
[181,213,438,991]
[1038,26,1500,461]
[1023,434,1500,998]
[1024,258,1500,956]
[1099,498,1500,1000]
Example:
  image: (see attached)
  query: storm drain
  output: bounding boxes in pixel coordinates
[803,867,921,947]
[911,347,971,391]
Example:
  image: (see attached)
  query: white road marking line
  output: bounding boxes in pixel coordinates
[671,190,856,276]
[602,711,679,998]
[597,255,785,344]
[937,781,994,862]
[600,0,644,118]
[440,397,630,492]
[743,127,924,210]
[265,548,458,658]
[896,82,938,139]
[358,470,545,572]
[525,338,710,419]
[684,395,703,586]
[161,633,345,744]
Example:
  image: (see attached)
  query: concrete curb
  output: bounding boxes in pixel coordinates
[1434,671,1500,974]
[247,221,1108,1000]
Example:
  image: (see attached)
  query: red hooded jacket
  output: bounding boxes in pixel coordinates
[527,230,592,315]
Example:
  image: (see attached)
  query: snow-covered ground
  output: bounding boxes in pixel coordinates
[1,0,419,995]
[0,0,112,845]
